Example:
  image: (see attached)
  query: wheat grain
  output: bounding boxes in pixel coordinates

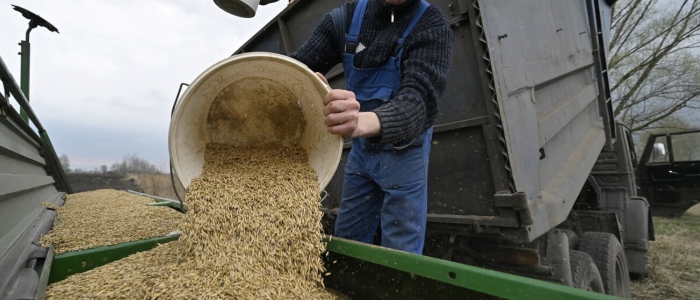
[46,144,344,299]
[40,189,182,254]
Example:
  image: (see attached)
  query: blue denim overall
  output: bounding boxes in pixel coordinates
[333,0,432,254]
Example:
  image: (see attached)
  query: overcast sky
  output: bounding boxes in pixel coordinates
[0,0,289,171]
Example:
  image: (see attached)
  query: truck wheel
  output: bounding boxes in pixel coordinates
[570,250,605,293]
[578,232,631,298]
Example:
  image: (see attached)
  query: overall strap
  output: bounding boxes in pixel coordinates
[393,0,430,56]
[346,0,369,54]
[331,4,347,56]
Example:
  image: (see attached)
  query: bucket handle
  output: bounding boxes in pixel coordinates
[320,190,329,203]
[169,83,190,212]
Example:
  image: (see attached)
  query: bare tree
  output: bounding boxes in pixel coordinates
[100,165,108,175]
[610,0,700,133]
[59,153,71,173]
[109,153,159,175]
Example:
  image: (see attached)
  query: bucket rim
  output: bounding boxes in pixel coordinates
[168,52,343,193]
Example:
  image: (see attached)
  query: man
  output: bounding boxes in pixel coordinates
[290,0,453,254]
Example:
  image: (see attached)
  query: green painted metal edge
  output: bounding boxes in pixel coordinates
[128,190,187,212]
[19,40,30,123]
[48,234,179,284]
[127,190,177,203]
[34,245,54,300]
[0,54,44,131]
[324,237,622,300]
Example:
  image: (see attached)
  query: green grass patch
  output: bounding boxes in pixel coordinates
[653,213,700,237]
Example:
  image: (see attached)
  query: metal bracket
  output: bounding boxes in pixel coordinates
[472,220,484,234]
[457,0,469,15]
[494,191,527,209]
[494,191,534,226]
[442,234,457,261]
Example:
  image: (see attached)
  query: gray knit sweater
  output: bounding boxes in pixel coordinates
[290,0,453,145]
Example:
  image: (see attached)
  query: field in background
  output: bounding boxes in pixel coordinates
[127,173,186,201]
[66,173,186,201]
[67,173,140,193]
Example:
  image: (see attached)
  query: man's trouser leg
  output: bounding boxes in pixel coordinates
[334,129,431,254]
[378,139,430,254]
[333,147,383,244]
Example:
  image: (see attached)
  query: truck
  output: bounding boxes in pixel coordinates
[2,0,699,299]
[232,0,699,296]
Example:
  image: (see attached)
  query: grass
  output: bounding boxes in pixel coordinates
[631,205,700,300]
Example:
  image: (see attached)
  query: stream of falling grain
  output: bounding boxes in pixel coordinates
[45,144,341,299]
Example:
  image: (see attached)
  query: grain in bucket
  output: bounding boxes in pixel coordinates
[169,52,343,192]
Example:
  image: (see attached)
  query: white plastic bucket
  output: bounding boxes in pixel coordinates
[213,0,259,18]
[169,52,343,192]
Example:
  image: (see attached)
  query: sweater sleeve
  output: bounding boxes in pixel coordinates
[290,13,342,74]
[371,10,453,145]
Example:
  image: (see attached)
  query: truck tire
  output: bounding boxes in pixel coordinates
[570,250,605,293]
[578,232,631,298]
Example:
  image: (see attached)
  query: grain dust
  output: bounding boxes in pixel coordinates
[45,144,341,299]
[207,78,306,147]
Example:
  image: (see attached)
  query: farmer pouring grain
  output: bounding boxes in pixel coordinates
[287,0,453,254]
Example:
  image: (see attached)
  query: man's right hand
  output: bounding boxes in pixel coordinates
[315,72,329,86]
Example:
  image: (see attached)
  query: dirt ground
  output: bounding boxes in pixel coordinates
[631,204,700,300]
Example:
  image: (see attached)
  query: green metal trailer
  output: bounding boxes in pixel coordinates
[37,233,621,300]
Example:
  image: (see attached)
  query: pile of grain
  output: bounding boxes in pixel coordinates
[40,189,183,254]
[46,144,338,299]
[687,203,700,216]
